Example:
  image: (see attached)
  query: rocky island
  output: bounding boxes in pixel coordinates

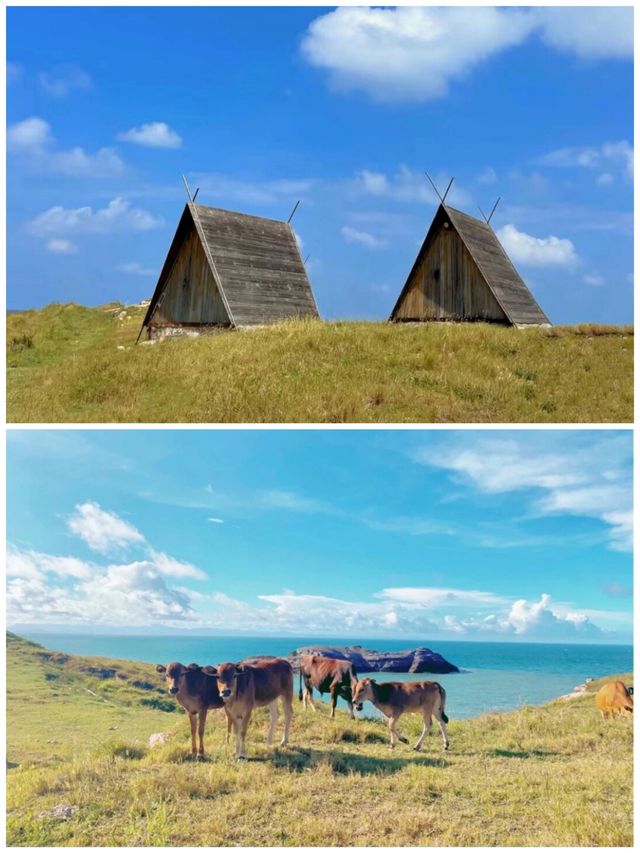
[281,644,460,674]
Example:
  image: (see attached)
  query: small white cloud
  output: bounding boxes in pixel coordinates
[538,140,633,181]
[354,165,470,208]
[46,239,78,255]
[67,501,146,555]
[7,62,23,84]
[476,167,497,185]
[208,517,224,524]
[117,121,182,149]
[341,225,386,249]
[29,198,163,237]
[8,116,125,178]
[496,223,579,267]
[189,173,316,207]
[39,65,92,97]
[148,549,207,581]
[596,172,614,186]
[583,273,605,287]
[7,117,52,150]
[118,261,155,276]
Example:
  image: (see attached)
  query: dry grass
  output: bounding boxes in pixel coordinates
[6,632,633,846]
[7,303,633,423]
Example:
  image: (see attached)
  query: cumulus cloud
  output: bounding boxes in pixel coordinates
[8,116,124,178]
[302,7,532,102]
[46,239,78,255]
[496,224,579,267]
[28,198,163,238]
[117,121,182,149]
[301,7,631,103]
[341,225,386,249]
[415,435,632,553]
[67,502,146,555]
[147,549,207,581]
[39,65,92,97]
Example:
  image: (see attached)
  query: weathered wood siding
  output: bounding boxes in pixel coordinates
[152,227,229,326]
[394,226,508,322]
[192,205,318,327]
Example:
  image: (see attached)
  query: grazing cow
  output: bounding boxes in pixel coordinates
[203,658,294,759]
[156,661,230,758]
[353,677,449,751]
[595,681,634,719]
[298,654,358,719]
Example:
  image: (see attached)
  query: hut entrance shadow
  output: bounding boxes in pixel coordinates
[271,746,449,775]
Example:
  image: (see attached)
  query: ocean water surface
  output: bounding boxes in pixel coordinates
[23,633,632,720]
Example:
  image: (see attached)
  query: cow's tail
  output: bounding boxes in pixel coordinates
[438,683,449,724]
[298,665,304,702]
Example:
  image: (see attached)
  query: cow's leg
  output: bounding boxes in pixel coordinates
[434,710,450,750]
[346,700,355,720]
[330,688,338,719]
[281,694,293,746]
[224,709,233,744]
[231,714,244,759]
[388,715,408,749]
[238,711,252,760]
[188,711,198,756]
[197,709,207,759]
[414,711,431,751]
[267,701,278,744]
[305,687,317,711]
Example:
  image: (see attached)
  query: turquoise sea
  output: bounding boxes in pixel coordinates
[22,633,633,720]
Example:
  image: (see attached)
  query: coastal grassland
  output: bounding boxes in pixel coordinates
[6,633,633,847]
[7,302,633,423]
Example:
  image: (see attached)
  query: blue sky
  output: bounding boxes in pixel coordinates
[7,6,633,323]
[6,429,632,643]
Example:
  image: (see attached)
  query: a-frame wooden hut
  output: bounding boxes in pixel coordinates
[139,202,319,340]
[390,204,550,327]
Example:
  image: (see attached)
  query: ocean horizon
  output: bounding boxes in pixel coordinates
[16,631,633,721]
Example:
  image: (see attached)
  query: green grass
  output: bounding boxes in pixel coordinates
[7,302,633,423]
[6,632,633,846]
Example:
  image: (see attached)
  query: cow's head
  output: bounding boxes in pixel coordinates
[352,677,375,711]
[156,661,200,696]
[203,662,244,702]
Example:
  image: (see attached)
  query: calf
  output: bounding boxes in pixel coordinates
[595,681,633,719]
[298,653,358,719]
[353,677,449,751]
[203,658,294,759]
[156,661,230,758]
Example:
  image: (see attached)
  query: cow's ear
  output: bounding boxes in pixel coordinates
[233,664,245,677]
[187,663,200,670]
[156,664,166,674]
[369,678,376,684]
[202,666,217,676]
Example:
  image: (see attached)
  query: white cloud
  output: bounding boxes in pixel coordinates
[301,7,533,102]
[341,225,386,249]
[118,261,155,276]
[259,489,329,513]
[538,140,633,181]
[476,167,497,185]
[415,435,632,553]
[7,62,23,84]
[535,7,633,60]
[496,223,579,267]
[596,172,614,186]
[147,549,207,581]
[378,587,507,608]
[39,65,92,97]
[28,198,163,238]
[7,117,53,149]
[8,117,125,178]
[583,273,605,287]
[208,517,224,524]
[354,166,471,208]
[7,546,94,581]
[117,121,182,149]
[189,173,316,207]
[302,7,632,103]
[67,501,145,555]
[46,239,78,255]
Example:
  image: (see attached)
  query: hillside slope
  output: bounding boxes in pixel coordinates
[6,633,633,846]
[7,303,633,423]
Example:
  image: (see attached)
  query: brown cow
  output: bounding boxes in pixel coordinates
[595,681,633,719]
[203,658,294,759]
[298,654,358,719]
[156,661,231,758]
[353,677,449,751]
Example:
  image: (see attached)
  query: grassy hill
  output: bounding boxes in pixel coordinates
[6,632,633,846]
[7,303,633,423]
